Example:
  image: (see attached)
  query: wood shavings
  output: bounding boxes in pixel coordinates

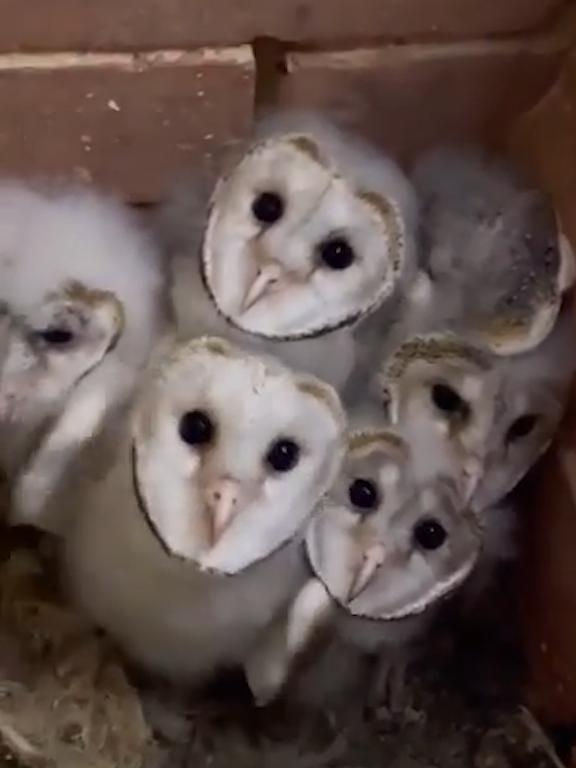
[184,731,346,768]
[0,545,150,768]
[154,706,347,768]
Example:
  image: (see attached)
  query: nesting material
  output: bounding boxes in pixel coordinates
[140,642,565,768]
[0,545,150,768]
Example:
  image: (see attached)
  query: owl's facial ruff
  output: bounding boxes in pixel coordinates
[304,428,481,621]
[131,336,346,576]
[0,281,124,425]
[202,134,407,340]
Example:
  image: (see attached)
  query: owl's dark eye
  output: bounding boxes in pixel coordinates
[36,328,75,346]
[506,413,539,443]
[348,478,379,513]
[413,518,447,551]
[252,192,284,225]
[179,410,215,446]
[431,383,469,418]
[318,237,355,270]
[266,438,300,472]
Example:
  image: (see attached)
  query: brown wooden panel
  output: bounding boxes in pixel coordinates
[512,50,576,726]
[0,49,254,202]
[0,0,565,52]
[519,370,576,725]
[513,49,576,246]
[277,38,563,162]
[271,37,564,162]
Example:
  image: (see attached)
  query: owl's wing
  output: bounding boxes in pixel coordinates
[10,355,134,534]
[244,578,334,706]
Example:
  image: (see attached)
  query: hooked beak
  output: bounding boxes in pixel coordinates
[242,263,285,313]
[348,543,386,601]
[204,478,241,546]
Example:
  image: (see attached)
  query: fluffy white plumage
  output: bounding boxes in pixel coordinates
[371,304,574,602]
[409,146,574,355]
[0,133,566,715]
[0,180,166,531]
[471,303,575,510]
[245,422,481,706]
[307,430,481,618]
[375,304,574,513]
[162,112,418,391]
[63,335,346,683]
[375,331,497,498]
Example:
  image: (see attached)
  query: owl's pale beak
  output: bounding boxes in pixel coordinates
[348,542,386,601]
[204,478,241,545]
[242,263,285,313]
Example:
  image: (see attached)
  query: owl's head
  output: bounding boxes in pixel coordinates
[0,182,163,466]
[0,284,123,424]
[413,146,575,357]
[306,428,482,619]
[468,192,572,357]
[377,333,497,487]
[132,336,346,575]
[473,307,575,510]
[201,113,416,340]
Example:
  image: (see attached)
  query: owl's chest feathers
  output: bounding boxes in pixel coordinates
[68,458,305,679]
[171,254,355,390]
[0,418,41,478]
[335,605,430,652]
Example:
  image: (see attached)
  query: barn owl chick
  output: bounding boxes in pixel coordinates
[166,112,417,390]
[308,431,480,618]
[377,311,575,510]
[0,180,165,531]
[377,311,574,585]
[411,146,574,355]
[245,426,481,706]
[64,336,346,682]
[471,304,575,511]
[459,315,573,598]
